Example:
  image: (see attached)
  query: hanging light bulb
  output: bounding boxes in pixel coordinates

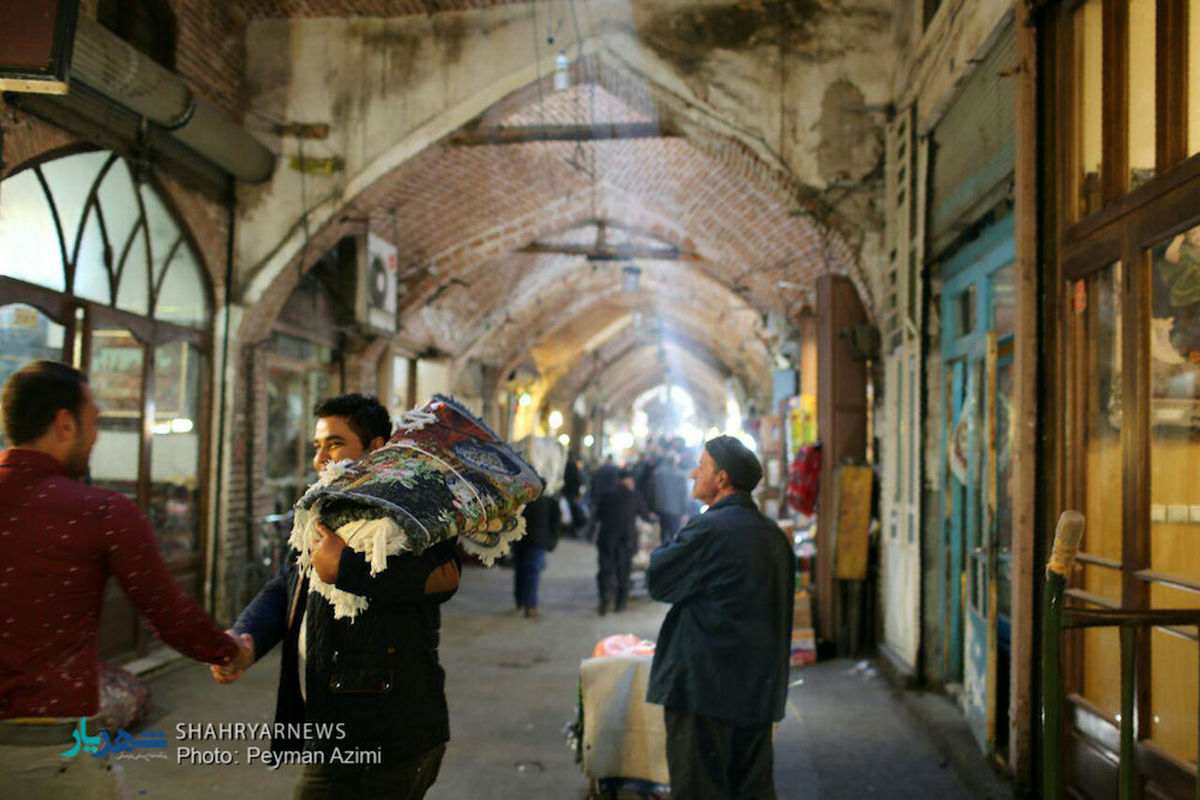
[554,48,570,92]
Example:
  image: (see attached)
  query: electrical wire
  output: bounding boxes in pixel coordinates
[565,0,598,220]
[529,1,561,202]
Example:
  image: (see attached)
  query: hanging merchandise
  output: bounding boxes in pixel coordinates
[787,394,818,454]
[787,443,822,514]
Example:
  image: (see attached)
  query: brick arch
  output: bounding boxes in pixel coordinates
[547,326,737,405]
[432,257,772,400]
[583,341,731,425]
[431,221,754,356]
[237,51,872,347]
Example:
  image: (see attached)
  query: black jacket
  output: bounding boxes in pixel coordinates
[645,493,795,725]
[595,484,651,553]
[562,461,583,500]
[514,494,561,552]
[589,462,620,507]
[234,538,459,760]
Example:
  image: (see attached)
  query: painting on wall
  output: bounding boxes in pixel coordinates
[90,329,144,418]
[1152,230,1200,430]
[152,340,193,421]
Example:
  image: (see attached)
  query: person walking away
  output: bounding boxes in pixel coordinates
[645,436,795,800]
[0,361,249,800]
[594,469,653,614]
[562,455,587,537]
[586,455,620,542]
[512,492,561,618]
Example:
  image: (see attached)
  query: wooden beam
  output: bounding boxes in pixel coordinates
[1010,14,1040,792]
[1156,0,1187,170]
[517,242,702,262]
[1102,0,1130,202]
[448,122,680,146]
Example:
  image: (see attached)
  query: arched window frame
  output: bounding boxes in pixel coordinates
[0,148,216,638]
[1,145,213,342]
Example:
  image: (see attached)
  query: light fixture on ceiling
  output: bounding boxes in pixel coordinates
[621,264,641,293]
[554,48,570,92]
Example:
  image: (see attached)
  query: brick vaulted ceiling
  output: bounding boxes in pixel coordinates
[251,54,866,419]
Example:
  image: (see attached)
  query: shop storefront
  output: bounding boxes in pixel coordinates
[1040,0,1200,794]
[0,147,211,660]
[880,13,1019,763]
[927,20,1017,757]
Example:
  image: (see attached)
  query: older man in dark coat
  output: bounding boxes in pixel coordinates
[645,436,795,800]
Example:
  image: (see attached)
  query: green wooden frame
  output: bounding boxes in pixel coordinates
[1043,511,1200,799]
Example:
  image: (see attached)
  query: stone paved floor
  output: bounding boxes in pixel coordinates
[116,537,1006,798]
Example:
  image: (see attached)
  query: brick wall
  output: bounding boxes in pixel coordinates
[171,1,248,121]
[80,1,247,121]
[213,341,261,624]
[0,102,85,179]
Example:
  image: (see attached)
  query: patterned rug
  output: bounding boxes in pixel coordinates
[290,395,543,618]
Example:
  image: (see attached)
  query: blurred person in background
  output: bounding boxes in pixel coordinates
[594,469,654,614]
[650,453,690,544]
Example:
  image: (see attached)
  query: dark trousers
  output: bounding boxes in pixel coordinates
[295,742,445,800]
[658,513,682,544]
[512,546,546,609]
[596,546,632,611]
[664,709,775,800]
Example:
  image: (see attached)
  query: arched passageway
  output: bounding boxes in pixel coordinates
[239,54,875,445]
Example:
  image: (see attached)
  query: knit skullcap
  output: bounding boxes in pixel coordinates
[704,435,763,492]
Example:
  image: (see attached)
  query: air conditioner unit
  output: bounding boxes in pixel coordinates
[355,232,398,335]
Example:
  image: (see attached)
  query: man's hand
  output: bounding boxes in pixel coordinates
[211,632,255,685]
[312,522,345,584]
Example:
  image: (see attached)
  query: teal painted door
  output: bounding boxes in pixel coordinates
[940,215,1016,757]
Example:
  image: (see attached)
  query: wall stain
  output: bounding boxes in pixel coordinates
[359,21,423,93]
[816,79,882,183]
[640,1,824,77]
[432,15,467,65]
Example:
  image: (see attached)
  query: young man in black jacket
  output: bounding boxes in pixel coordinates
[213,394,460,800]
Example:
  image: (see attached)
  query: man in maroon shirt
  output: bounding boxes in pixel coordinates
[0,360,251,798]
